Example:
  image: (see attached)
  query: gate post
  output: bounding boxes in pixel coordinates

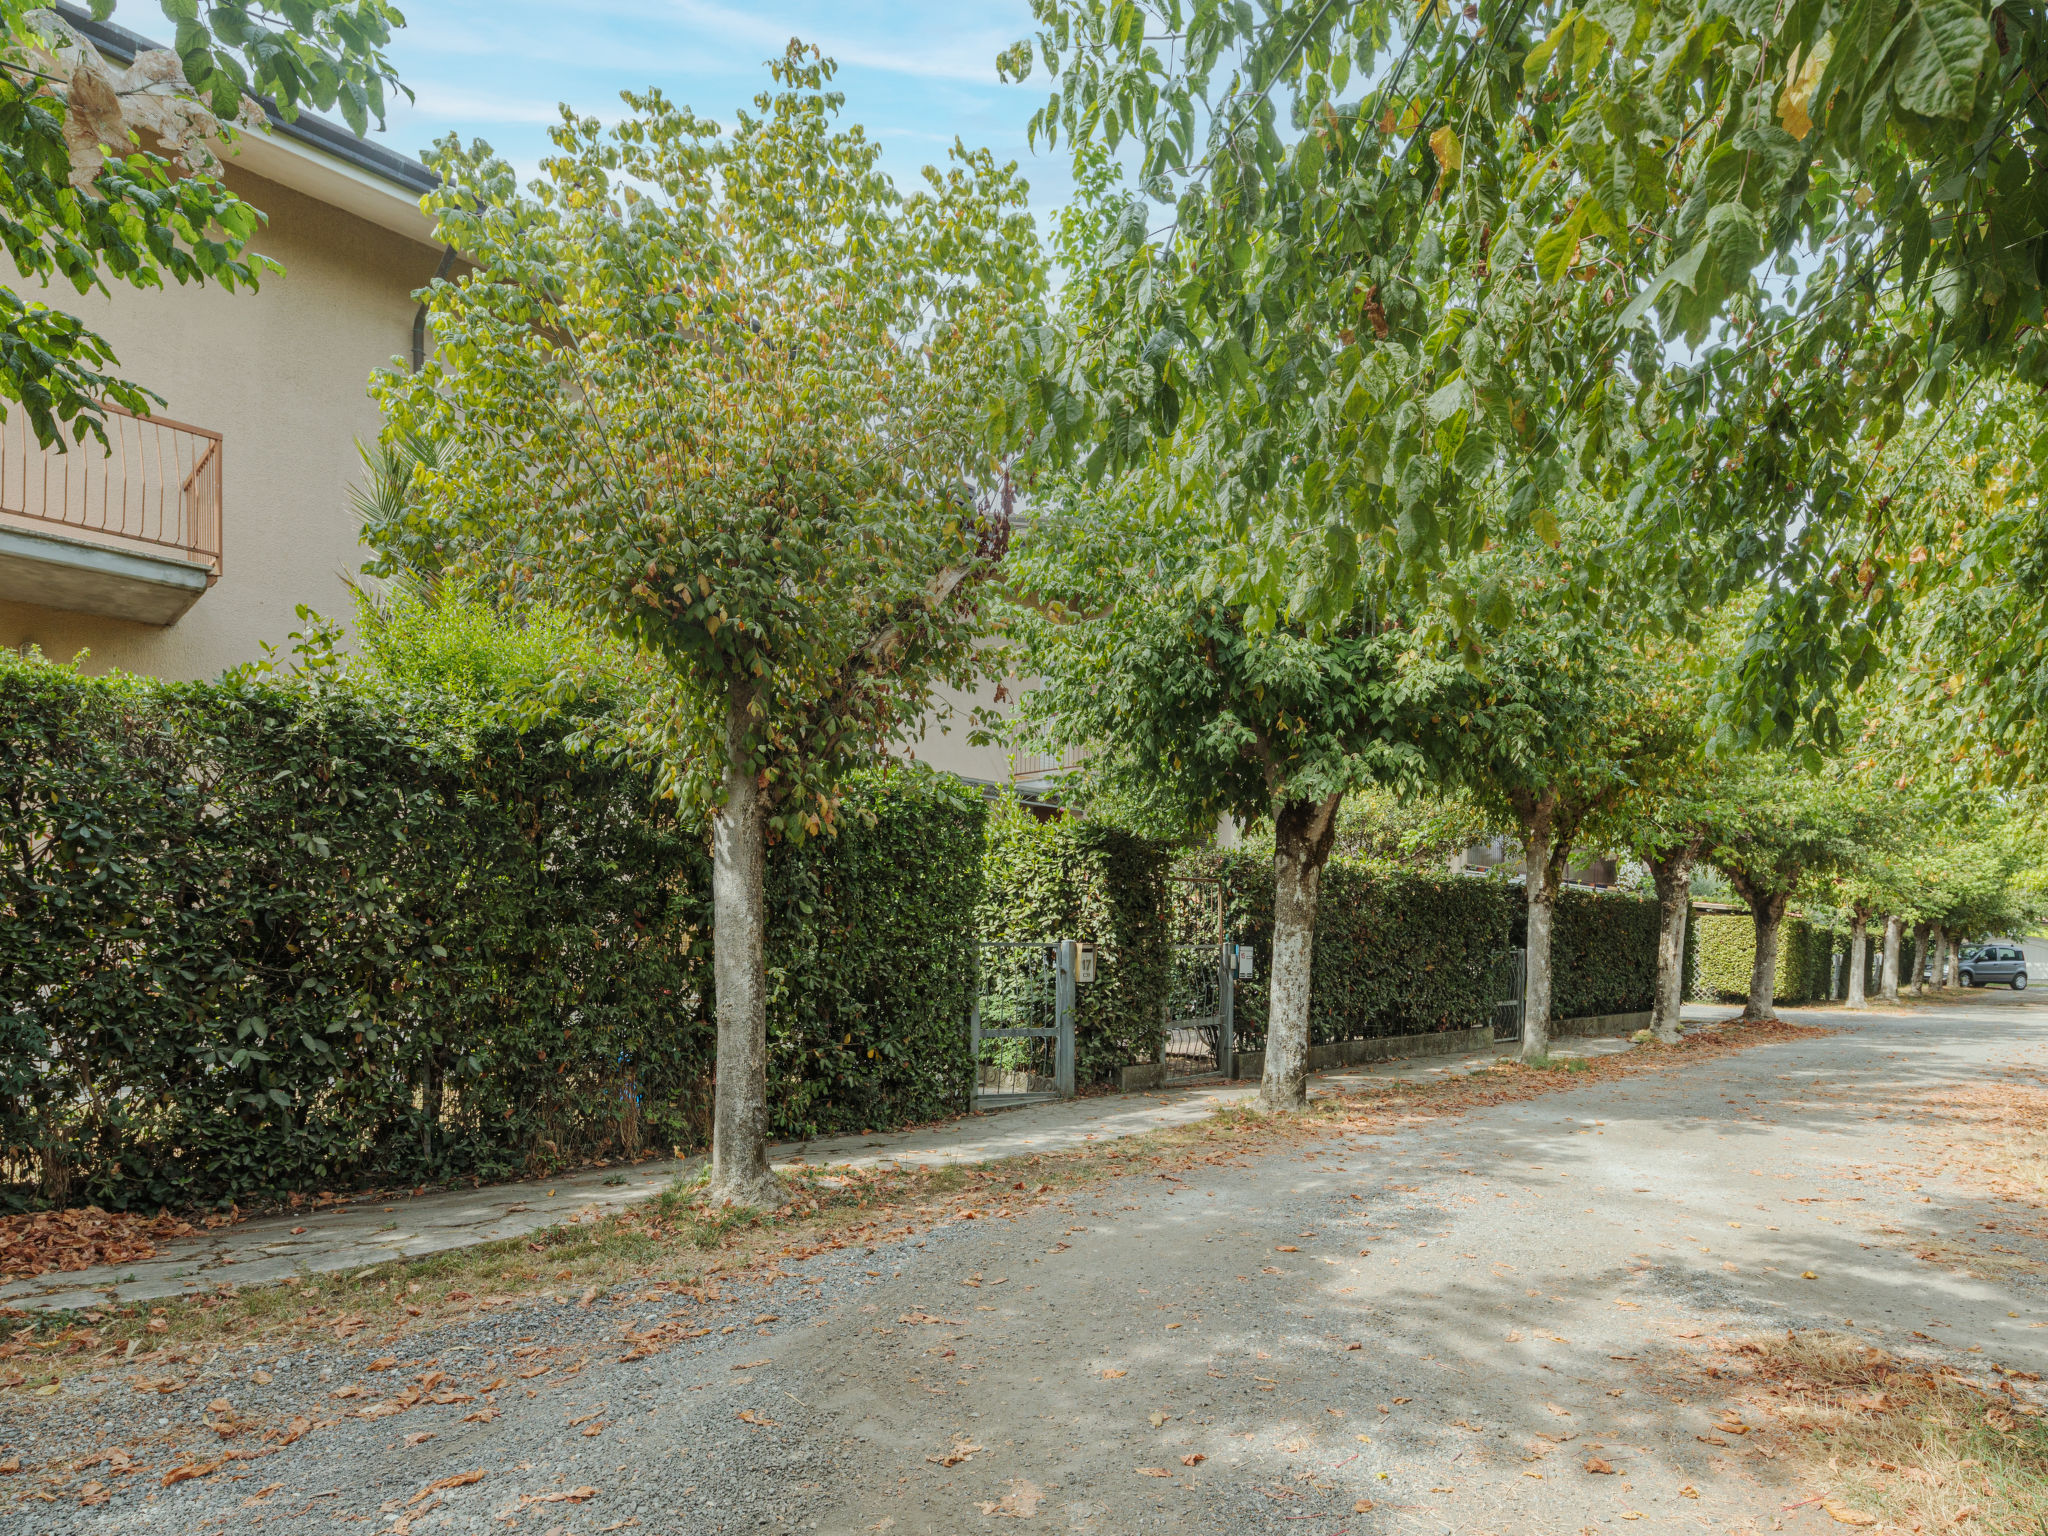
[1218,942,1236,1080]
[1054,940,1078,1097]
[967,943,982,1113]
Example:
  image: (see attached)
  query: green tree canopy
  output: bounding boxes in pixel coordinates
[375,45,1045,1207]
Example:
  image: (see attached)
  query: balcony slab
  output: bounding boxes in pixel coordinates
[0,522,210,625]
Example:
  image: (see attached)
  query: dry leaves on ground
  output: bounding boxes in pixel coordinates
[0,1207,201,1282]
[1679,1331,2047,1536]
[977,1479,1043,1517]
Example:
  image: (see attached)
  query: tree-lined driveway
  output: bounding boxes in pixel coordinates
[11,996,2045,1534]
[765,995,2044,1533]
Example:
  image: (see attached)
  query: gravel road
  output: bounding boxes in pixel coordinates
[5,995,2044,1535]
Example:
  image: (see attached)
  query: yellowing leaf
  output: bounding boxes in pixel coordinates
[1823,1501,1879,1526]
[1428,125,1462,172]
[1777,39,1831,141]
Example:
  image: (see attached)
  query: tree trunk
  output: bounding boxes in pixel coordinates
[1933,927,1949,989]
[1910,922,1930,997]
[1646,839,1699,1043]
[1880,915,1903,1003]
[1743,893,1789,1020]
[708,695,782,1210]
[1518,793,1568,1060]
[1844,910,1868,1009]
[1261,792,1342,1113]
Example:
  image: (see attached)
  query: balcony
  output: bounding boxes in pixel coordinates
[1012,745,1086,784]
[0,404,222,625]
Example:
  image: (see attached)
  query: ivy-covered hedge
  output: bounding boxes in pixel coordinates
[979,796,1169,1086]
[1186,852,1518,1051]
[0,653,981,1211]
[1689,908,1837,1004]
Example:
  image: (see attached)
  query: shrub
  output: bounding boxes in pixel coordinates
[0,647,983,1211]
[1550,887,1662,1018]
[1185,852,1518,1052]
[978,796,1169,1085]
[1690,908,1836,1004]
[763,766,984,1136]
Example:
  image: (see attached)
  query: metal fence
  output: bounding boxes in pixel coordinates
[1491,946,1527,1041]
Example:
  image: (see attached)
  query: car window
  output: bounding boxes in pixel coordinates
[2003,948,2023,962]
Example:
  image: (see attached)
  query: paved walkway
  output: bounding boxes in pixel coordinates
[0,1027,1640,1312]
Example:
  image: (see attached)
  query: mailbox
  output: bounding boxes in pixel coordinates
[1076,942,1097,984]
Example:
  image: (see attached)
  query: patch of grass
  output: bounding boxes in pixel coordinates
[1520,1053,1591,1073]
[1712,1330,2048,1535]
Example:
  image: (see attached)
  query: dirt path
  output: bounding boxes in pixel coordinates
[6,997,2045,1534]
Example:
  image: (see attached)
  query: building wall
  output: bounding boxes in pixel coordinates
[0,162,441,679]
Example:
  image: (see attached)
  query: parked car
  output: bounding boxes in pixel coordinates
[1958,944,2029,990]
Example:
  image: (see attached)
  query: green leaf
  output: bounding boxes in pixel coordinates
[1891,0,1992,120]
[1534,224,1582,284]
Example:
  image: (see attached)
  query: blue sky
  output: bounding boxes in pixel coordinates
[349,0,1073,225]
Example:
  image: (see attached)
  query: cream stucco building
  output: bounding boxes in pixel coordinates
[0,13,444,680]
[0,13,1046,798]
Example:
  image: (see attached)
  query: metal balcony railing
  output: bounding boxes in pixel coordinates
[0,403,222,579]
[1012,745,1086,783]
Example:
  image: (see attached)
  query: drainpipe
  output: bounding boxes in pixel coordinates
[411,246,457,372]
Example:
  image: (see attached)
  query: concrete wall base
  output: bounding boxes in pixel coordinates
[1229,1025,1497,1082]
[1549,1009,1653,1039]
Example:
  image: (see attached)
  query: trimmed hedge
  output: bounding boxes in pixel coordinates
[0,654,981,1211]
[1689,909,1837,1004]
[979,796,1169,1086]
[1548,888,1664,1019]
[762,767,984,1137]
[1186,852,1518,1051]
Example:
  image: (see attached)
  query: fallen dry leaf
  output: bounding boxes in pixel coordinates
[1101,1368,1127,1379]
[410,1469,485,1506]
[1584,1458,1616,1474]
[1678,1483,1699,1498]
[925,1439,980,1468]
[1181,1453,1205,1466]
[1822,1501,1878,1526]
[1133,1466,1171,1477]
[735,1409,777,1427]
[976,1478,1043,1517]
[1354,1499,1375,1513]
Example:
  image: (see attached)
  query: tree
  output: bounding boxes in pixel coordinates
[1001,0,2048,792]
[1007,489,1463,1110]
[1599,643,1725,1043]
[1704,769,1861,1020]
[1453,604,1672,1059]
[1,3,406,444]
[374,48,1044,1206]
[1809,811,1913,1010]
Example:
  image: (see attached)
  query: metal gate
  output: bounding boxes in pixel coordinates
[970,940,1077,1109]
[1164,876,1237,1080]
[1492,946,1527,1042]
